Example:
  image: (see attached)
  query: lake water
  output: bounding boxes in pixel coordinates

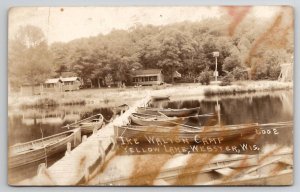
[8,90,293,183]
[151,91,293,147]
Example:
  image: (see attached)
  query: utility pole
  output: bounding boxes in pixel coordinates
[213,51,219,82]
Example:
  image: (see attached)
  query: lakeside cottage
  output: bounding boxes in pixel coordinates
[44,78,63,92]
[44,77,81,92]
[132,69,164,86]
[20,83,43,96]
[61,77,81,91]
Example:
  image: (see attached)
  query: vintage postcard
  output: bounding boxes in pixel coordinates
[8,6,293,186]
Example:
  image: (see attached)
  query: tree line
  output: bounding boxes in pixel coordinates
[8,14,293,90]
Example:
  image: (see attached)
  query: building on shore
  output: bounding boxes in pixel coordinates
[44,77,81,92]
[132,69,164,86]
[20,77,82,95]
[61,77,81,91]
[43,78,63,92]
[20,83,44,96]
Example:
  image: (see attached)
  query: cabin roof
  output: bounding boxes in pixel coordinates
[45,77,80,84]
[45,78,63,84]
[61,77,80,82]
[133,69,162,76]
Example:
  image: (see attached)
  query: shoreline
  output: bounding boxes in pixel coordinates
[8,80,293,109]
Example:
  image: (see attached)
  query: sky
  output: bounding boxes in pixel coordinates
[8,6,282,44]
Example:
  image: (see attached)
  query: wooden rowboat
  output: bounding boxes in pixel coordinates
[151,95,170,101]
[113,104,129,114]
[130,113,214,127]
[115,123,258,142]
[202,153,293,185]
[63,114,104,135]
[8,128,81,169]
[137,107,200,117]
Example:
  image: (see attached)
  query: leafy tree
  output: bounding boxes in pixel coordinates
[223,55,241,72]
[198,69,212,85]
[9,25,53,92]
[104,74,113,87]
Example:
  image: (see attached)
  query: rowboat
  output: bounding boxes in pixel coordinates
[137,107,200,117]
[151,95,170,101]
[115,123,258,142]
[113,104,129,115]
[96,149,292,185]
[202,153,293,185]
[8,128,81,169]
[130,113,214,126]
[63,113,104,135]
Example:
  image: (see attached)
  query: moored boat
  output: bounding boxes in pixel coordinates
[8,128,81,169]
[64,113,104,134]
[130,113,214,126]
[115,123,258,142]
[151,95,170,101]
[113,104,129,115]
[137,106,200,117]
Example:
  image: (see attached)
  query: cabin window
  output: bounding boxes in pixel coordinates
[150,76,158,81]
[46,84,55,88]
[64,81,73,85]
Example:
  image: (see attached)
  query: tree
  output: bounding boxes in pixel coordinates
[223,55,241,72]
[50,42,71,76]
[157,30,191,83]
[9,25,53,92]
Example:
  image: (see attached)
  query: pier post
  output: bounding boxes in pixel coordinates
[93,126,98,135]
[67,142,71,152]
[84,167,89,181]
[110,136,116,151]
[98,140,105,166]
[65,142,71,156]
[82,135,87,142]
[37,163,47,176]
[74,128,82,147]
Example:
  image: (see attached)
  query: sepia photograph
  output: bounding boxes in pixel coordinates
[8,6,293,186]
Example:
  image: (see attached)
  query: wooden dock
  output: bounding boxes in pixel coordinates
[17,96,151,186]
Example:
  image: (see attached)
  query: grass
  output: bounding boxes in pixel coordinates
[10,81,292,108]
[204,81,292,96]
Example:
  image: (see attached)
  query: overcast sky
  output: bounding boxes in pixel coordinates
[8,6,281,44]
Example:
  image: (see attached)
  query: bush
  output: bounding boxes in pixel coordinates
[198,70,211,85]
[232,68,248,80]
[253,64,269,80]
[269,65,281,80]
[223,56,241,72]
[35,98,58,107]
[220,75,233,86]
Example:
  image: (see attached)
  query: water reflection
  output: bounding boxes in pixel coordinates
[151,91,293,124]
[8,106,117,146]
[150,91,293,147]
[8,104,122,183]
